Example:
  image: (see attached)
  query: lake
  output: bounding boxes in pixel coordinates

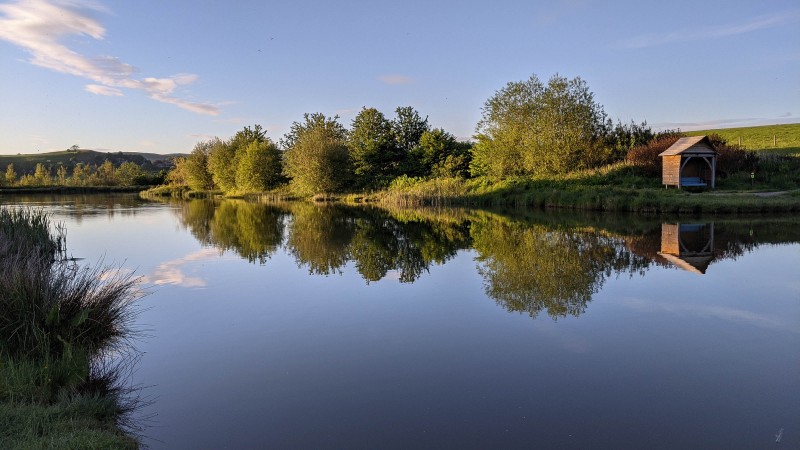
[2,194,798,449]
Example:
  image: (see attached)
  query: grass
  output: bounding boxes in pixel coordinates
[372,164,800,214]
[0,208,143,449]
[685,123,800,157]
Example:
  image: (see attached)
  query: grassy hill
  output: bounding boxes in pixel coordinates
[0,149,184,175]
[685,123,800,157]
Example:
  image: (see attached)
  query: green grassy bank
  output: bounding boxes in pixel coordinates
[685,123,800,157]
[0,209,142,449]
[370,166,800,214]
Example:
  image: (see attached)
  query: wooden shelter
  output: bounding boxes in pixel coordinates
[657,223,715,274]
[659,136,717,188]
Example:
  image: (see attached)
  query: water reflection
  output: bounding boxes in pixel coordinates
[163,198,800,320]
[657,223,715,274]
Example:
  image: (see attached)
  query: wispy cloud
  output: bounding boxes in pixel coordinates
[621,11,800,49]
[0,0,220,115]
[378,74,414,85]
[140,248,221,288]
[85,84,122,96]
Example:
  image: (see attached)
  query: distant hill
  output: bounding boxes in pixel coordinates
[684,123,800,157]
[0,149,186,175]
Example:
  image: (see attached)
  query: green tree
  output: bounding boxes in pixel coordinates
[33,163,51,186]
[116,162,146,186]
[235,139,283,192]
[283,113,351,195]
[207,141,238,192]
[413,128,472,178]
[70,163,90,186]
[93,160,116,185]
[56,165,68,185]
[471,74,607,178]
[349,107,399,187]
[5,164,17,186]
[393,106,429,165]
[185,139,217,191]
[166,157,187,185]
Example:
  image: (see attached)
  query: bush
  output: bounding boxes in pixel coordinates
[625,133,683,175]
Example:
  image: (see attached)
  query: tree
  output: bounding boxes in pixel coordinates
[5,164,17,186]
[70,163,90,186]
[348,107,399,187]
[166,157,188,185]
[185,139,217,191]
[93,160,116,185]
[235,140,283,192]
[471,74,608,178]
[207,141,238,192]
[413,128,472,178]
[33,163,51,186]
[56,165,68,185]
[283,113,351,195]
[393,106,429,158]
[116,162,146,186]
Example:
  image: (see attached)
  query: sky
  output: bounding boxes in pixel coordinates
[0,0,798,155]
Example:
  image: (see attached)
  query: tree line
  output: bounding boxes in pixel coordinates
[169,105,474,195]
[168,74,691,195]
[1,160,162,187]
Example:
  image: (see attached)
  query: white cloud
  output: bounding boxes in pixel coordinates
[0,0,220,115]
[378,74,414,85]
[85,84,122,96]
[140,248,221,288]
[621,11,800,49]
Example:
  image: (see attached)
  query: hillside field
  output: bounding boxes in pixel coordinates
[0,149,183,175]
[685,123,800,156]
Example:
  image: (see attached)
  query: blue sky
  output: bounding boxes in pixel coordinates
[0,0,798,155]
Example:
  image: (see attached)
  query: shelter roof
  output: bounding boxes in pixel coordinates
[658,136,716,156]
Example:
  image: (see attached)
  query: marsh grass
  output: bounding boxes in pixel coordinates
[0,207,144,448]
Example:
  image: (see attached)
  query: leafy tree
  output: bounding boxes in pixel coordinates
[471,73,608,178]
[5,164,16,186]
[33,163,51,186]
[185,139,217,191]
[56,165,68,185]
[235,139,283,192]
[349,107,399,187]
[207,141,238,192]
[283,113,351,195]
[116,162,146,186]
[392,106,429,160]
[93,160,116,186]
[413,128,472,178]
[70,163,90,186]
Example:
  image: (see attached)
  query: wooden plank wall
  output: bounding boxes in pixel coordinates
[661,223,680,254]
[662,155,681,186]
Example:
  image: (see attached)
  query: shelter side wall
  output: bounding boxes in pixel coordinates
[662,155,681,186]
[661,223,680,254]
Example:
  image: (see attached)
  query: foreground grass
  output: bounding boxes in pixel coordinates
[0,208,141,449]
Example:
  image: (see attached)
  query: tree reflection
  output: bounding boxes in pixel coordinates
[164,197,800,320]
[177,199,286,264]
[472,220,650,319]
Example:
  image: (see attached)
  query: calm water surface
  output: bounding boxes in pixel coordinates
[3,194,799,449]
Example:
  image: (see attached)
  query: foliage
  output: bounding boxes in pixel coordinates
[115,162,147,186]
[235,140,283,192]
[349,107,400,187]
[5,163,16,185]
[184,139,217,191]
[207,141,239,192]
[412,128,472,178]
[471,73,608,178]
[625,133,683,176]
[392,106,430,156]
[283,113,351,195]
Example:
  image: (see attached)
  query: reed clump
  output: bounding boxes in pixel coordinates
[0,207,143,449]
